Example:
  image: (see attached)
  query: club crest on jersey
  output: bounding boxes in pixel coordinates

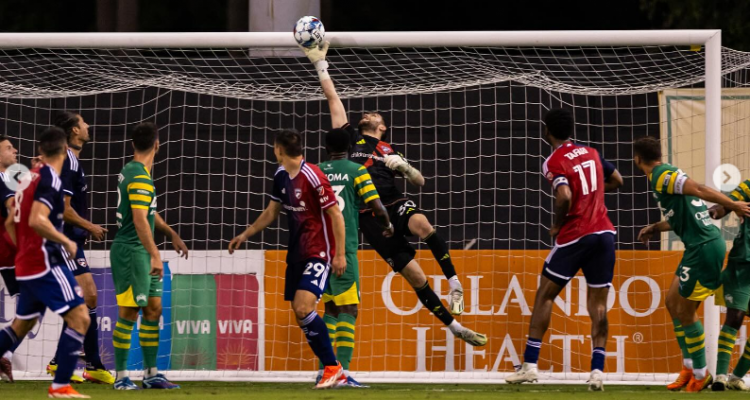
[546,171,554,180]
[381,145,391,153]
[317,186,324,195]
[281,188,286,194]
[295,188,302,199]
[136,294,147,303]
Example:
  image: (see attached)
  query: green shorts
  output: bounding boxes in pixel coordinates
[111,242,163,308]
[716,259,750,312]
[322,252,360,306]
[676,237,725,301]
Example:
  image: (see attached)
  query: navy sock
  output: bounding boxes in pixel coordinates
[53,328,85,385]
[300,311,337,367]
[83,307,103,369]
[0,326,20,355]
[591,347,606,371]
[524,337,542,364]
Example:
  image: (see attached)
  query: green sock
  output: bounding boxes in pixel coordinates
[717,325,738,376]
[113,318,135,373]
[684,321,707,371]
[319,313,338,370]
[733,340,750,377]
[139,319,160,374]
[672,319,691,360]
[336,313,356,371]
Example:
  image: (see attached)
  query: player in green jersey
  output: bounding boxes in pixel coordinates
[111,122,189,390]
[634,137,750,392]
[316,128,394,387]
[708,179,750,391]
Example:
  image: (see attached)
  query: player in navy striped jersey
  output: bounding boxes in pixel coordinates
[0,135,19,382]
[45,112,114,385]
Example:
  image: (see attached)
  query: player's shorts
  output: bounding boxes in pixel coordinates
[543,232,616,288]
[716,260,750,312]
[110,242,163,308]
[15,265,84,320]
[62,240,90,276]
[359,199,422,272]
[322,252,360,306]
[675,237,725,301]
[0,230,16,268]
[284,257,330,302]
[0,267,19,297]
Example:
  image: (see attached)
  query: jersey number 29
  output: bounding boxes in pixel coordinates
[572,160,597,195]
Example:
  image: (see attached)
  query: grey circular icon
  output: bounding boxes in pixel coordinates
[4,163,31,192]
[713,163,741,192]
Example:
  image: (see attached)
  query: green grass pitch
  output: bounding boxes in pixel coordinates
[2,381,747,399]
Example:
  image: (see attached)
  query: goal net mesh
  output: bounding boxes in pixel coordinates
[1,43,750,382]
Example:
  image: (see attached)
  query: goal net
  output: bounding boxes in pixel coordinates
[1,31,750,383]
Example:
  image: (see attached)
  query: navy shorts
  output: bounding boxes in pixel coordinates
[284,258,331,302]
[543,233,616,288]
[0,267,19,297]
[16,265,84,320]
[62,241,90,276]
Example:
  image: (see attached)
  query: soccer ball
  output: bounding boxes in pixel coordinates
[293,16,325,48]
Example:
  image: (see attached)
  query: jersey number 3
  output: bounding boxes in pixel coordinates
[572,160,598,195]
[332,185,346,211]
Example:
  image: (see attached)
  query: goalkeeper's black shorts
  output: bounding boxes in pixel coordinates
[359,199,423,273]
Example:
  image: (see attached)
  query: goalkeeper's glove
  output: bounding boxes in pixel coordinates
[384,154,420,180]
[299,41,330,81]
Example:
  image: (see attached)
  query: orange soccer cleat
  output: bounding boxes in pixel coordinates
[48,384,90,398]
[667,367,693,391]
[315,361,344,389]
[685,373,713,393]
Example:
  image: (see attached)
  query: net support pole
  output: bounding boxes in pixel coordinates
[703,30,722,375]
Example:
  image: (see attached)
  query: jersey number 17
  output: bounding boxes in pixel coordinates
[572,160,597,195]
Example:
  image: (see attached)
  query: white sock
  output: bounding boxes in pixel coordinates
[145,367,158,378]
[317,369,324,375]
[343,369,350,378]
[116,370,128,381]
[51,383,67,390]
[448,276,462,291]
[683,358,693,370]
[448,319,463,334]
[2,351,11,359]
[693,367,707,380]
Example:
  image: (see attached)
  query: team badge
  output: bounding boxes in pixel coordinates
[136,294,147,303]
[74,286,83,297]
[295,188,302,199]
[281,188,286,194]
[77,258,88,267]
[317,186,324,195]
[381,145,391,153]
[546,171,554,180]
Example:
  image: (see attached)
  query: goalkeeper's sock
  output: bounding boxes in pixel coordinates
[300,311,337,367]
[414,282,454,326]
[318,313,338,370]
[523,337,542,364]
[591,347,606,372]
[684,321,707,379]
[717,325,738,376]
[139,318,160,377]
[335,313,356,371]
[113,318,135,377]
[672,319,692,362]
[423,230,458,281]
[732,340,750,378]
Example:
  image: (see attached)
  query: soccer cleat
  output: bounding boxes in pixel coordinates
[712,374,727,391]
[0,356,14,383]
[505,363,539,384]
[727,375,749,391]
[46,363,85,384]
[448,287,464,315]
[315,371,323,385]
[666,366,693,391]
[588,369,604,391]
[315,361,344,389]
[83,368,115,385]
[113,377,140,390]
[142,374,180,389]
[48,384,90,398]
[685,372,713,393]
[453,327,487,347]
[340,376,369,388]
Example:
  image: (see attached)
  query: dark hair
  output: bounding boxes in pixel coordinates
[543,108,574,140]
[38,126,67,157]
[325,128,350,154]
[633,136,662,163]
[53,111,81,140]
[131,122,159,152]
[0,134,9,145]
[275,129,303,157]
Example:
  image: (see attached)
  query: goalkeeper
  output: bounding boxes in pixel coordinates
[303,42,486,347]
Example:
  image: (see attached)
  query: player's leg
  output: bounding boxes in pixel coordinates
[110,242,142,390]
[141,293,178,389]
[727,297,750,391]
[0,268,20,382]
[713,262,750,391]
[402,202,464,315]
[327,252,362,385]
[317,300,339,383]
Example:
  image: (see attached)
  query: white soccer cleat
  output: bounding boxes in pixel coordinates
[727,375,749,391]
[588,369,604,391]
[448,287,464,315]
[505,363,539,384]
[712,374,727,391]
[453,327,487,347]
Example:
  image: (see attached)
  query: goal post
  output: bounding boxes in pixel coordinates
[0,29,736,383]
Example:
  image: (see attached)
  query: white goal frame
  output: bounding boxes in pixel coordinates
[0,29,722,382]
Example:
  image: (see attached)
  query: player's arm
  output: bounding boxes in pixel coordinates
[550,184,572,239]
[367,198,394,237]
[384,153,425,187]
[355,166,394,236]
[228,200,282,254]
[325,204,347,277]
[301,41,349,129]
[62,195,108,241]
[132,207,163,278]
[5,197,15,245]
[29,200,76,259]
[709,185,750,220]
[638,220,672,245]
[681,178,750,218]
[155,212,188,259]
[600,155,623,192]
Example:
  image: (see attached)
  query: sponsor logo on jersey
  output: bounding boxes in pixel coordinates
[319,196,329,204]
[295,188,302,199]
[351,151,385,162]
[283,204,307,212]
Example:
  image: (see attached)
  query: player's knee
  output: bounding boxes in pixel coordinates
[409,215,432,238]
[67,305,91,332]
[144,304,163,321]
[339,305,358,319]
[293,304,314,321]
[11,318,36,339]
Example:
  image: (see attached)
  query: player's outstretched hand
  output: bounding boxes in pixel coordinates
[708,205,727,220]
[384,154,409,173]
[89,224,108,241]
[228,233,248,255]
[332,254,346,277]
[149,255,164,278]
[731,201,750,221]
[63,239,77,261]
[299,40,330,64]
[637,225,655,245]
[171,234,189,259]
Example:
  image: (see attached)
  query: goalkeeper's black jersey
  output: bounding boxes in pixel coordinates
[343,123,406,207]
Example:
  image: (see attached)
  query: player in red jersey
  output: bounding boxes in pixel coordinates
[228,129,348,389]
[0,127,90,398]
[0,135,19,382]
[506,109,623,390]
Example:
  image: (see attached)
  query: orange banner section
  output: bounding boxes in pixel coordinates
[264,250,704,373]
